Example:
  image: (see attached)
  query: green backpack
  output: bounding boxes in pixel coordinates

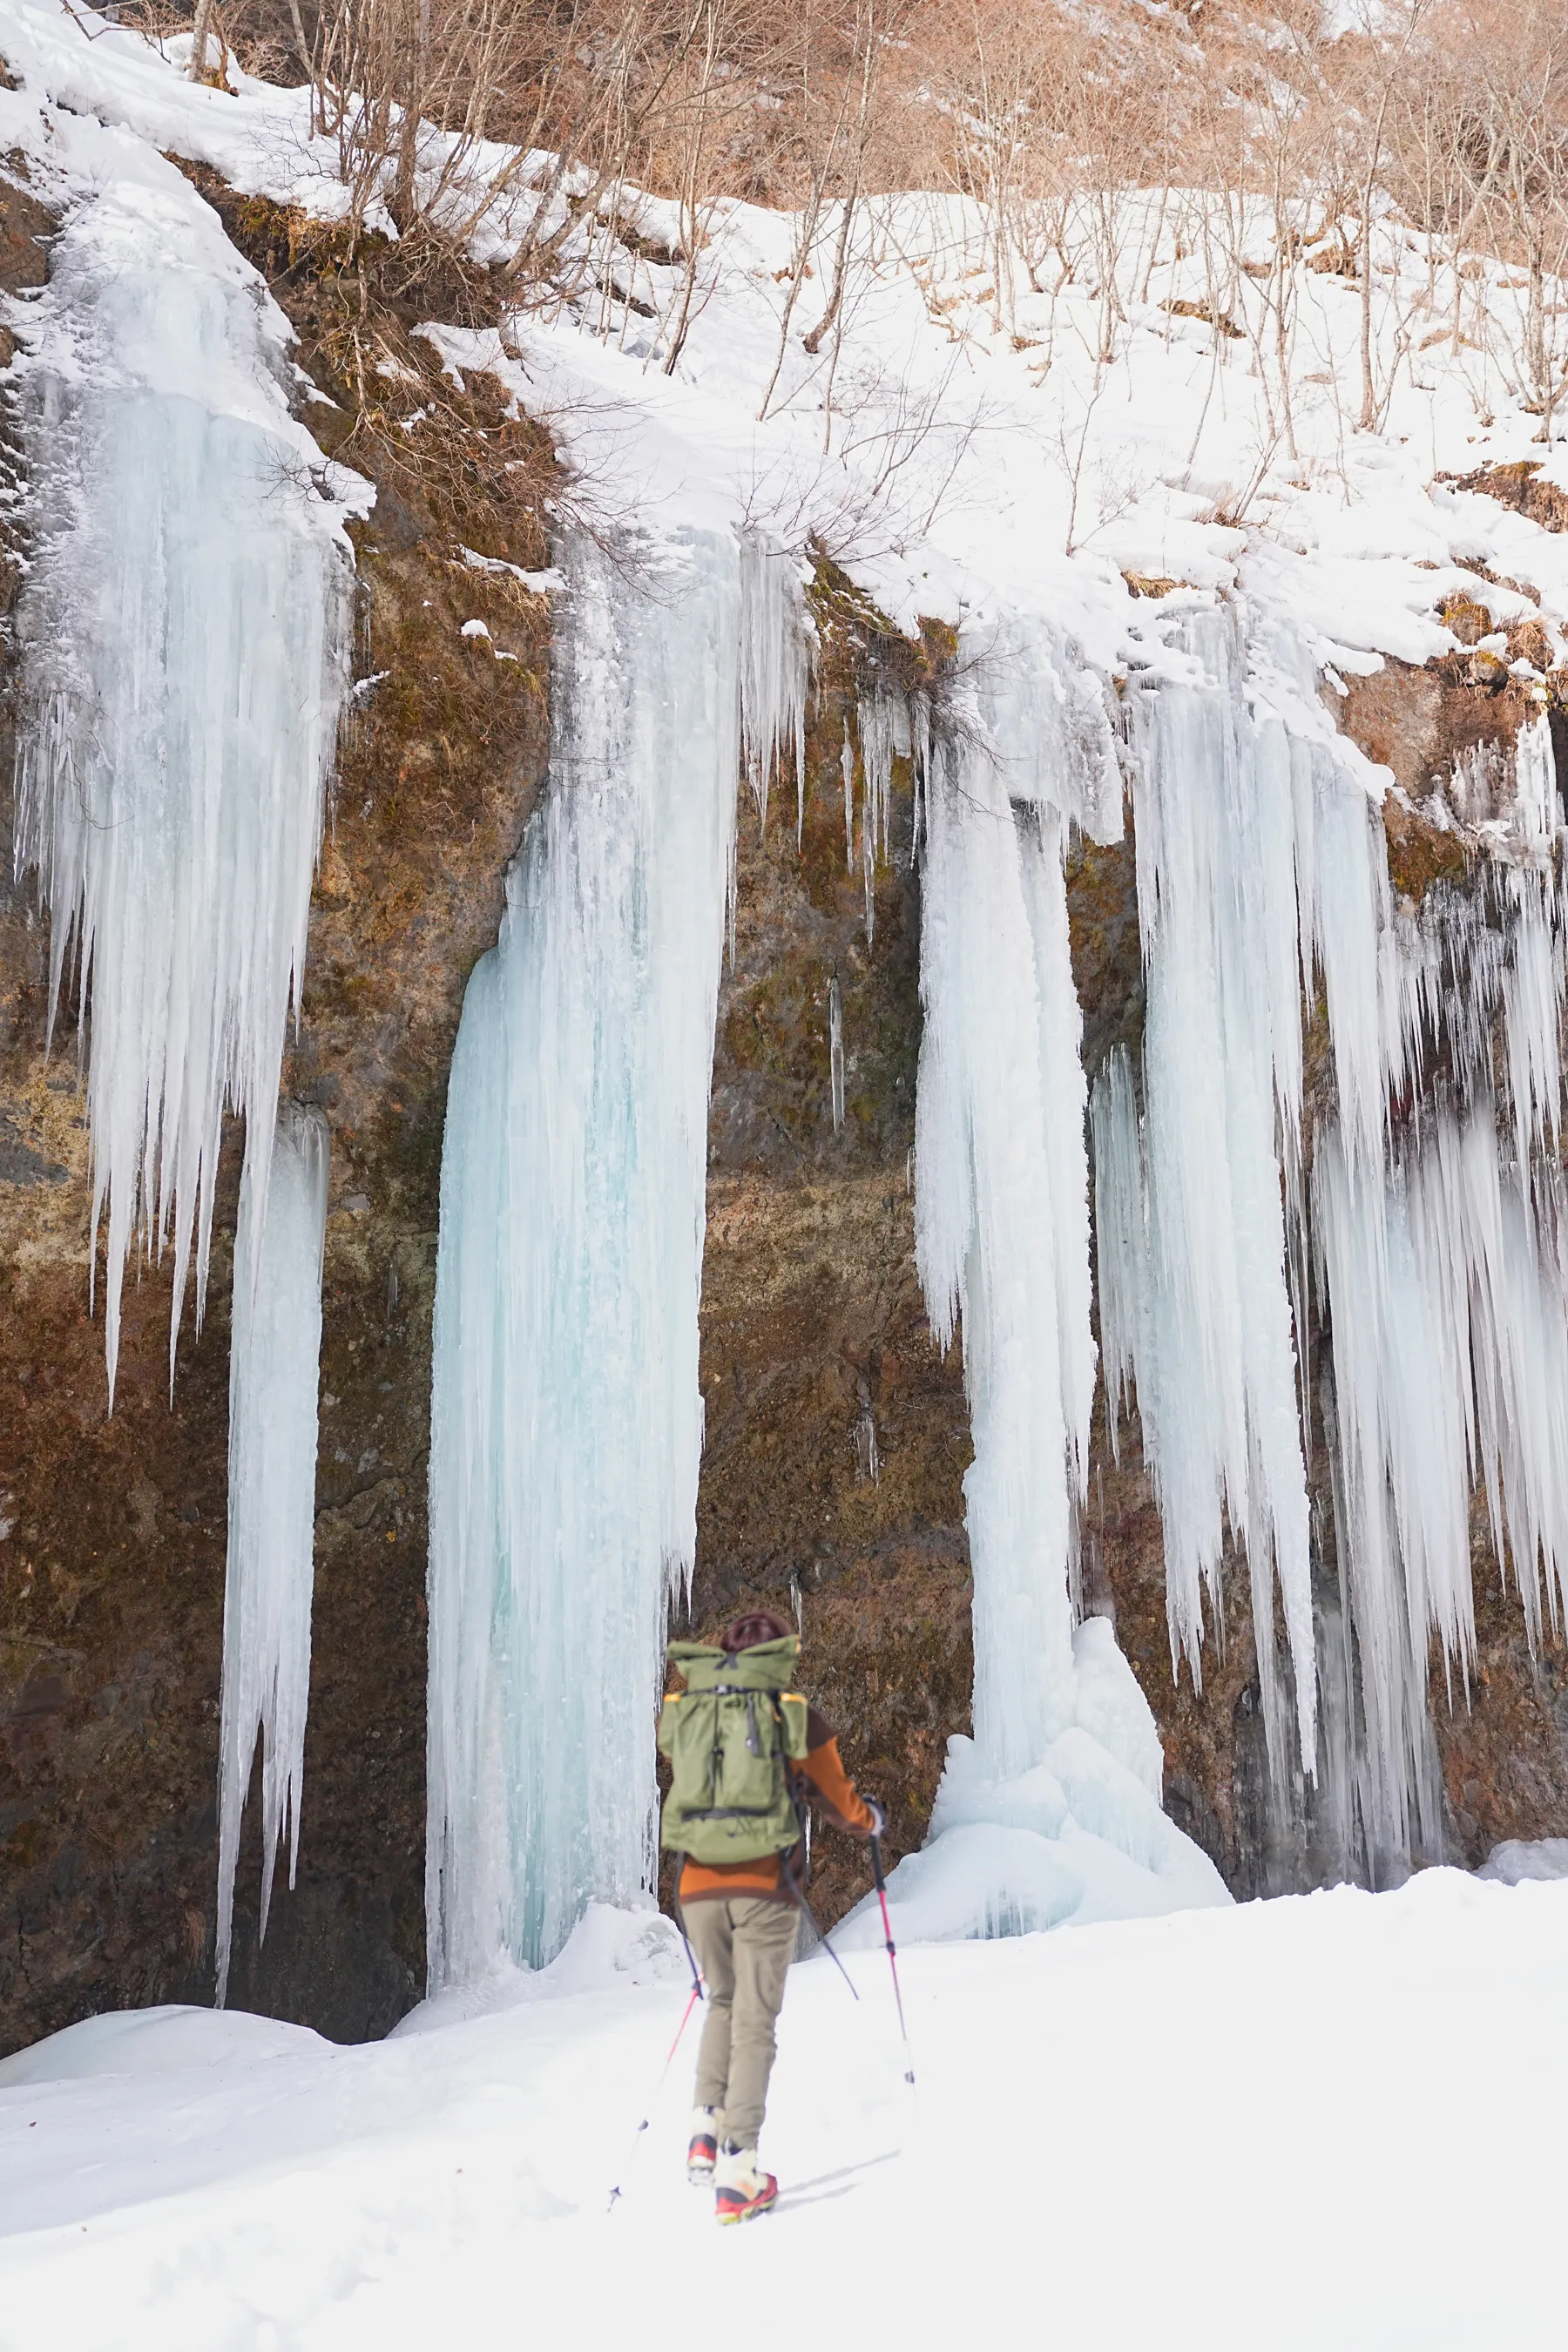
[658,1636,811,1866]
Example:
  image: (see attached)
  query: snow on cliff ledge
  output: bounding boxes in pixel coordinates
[5,0,1568,747]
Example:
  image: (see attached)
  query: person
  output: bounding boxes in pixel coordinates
[659,1606,885,2225]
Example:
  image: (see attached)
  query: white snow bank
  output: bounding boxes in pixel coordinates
[839,1621,1229,1947]
[1478,1837,1568,1885]
[0,2004,329,2089]
[0,1876,1563,2350]
[393,1902,690,2038]
[0,0,346,220]
[8,0,1568,685]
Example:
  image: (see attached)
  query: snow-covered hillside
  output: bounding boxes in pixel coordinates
[1,1873,1565,2349]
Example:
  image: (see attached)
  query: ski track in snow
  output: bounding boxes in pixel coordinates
[0,1876,1564,2349]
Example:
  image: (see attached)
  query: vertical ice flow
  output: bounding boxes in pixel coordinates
[914,618,1118,1778]
[215,1104,330,2006]
[426,526,740,1983]
[10,166,355,1400]
[868,611,1233,1937]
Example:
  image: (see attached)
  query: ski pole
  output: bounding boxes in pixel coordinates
[808,1912,861,2002]
[675,1912,704,2002]
[870,1836,916,2088]
[783,1872,859,2002]
[606,1977,703,2215]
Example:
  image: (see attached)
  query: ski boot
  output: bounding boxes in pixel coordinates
[686,2106,719,2184]
[714,2140,778,2224]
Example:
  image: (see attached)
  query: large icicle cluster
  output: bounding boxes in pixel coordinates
[845,608,1233,1943]
[215,1105,330,2006]
[9,159,356,1397]
[427,527,805,1983]
[914,614,1120,1775]
[1092,605,1317,1781]
[1094,602,1568,1878]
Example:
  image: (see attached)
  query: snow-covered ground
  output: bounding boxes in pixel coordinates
[0,1873,1564,2350]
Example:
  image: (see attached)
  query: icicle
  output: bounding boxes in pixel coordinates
[738,535,810,830]
[1501,859,1565,1173]
[841,726,855,873]
[1511,711,1559,856]
[1020,803,1098,1504]
[828,972,846,1134]
[1295,747,1392,1180]
[1311,1125,1469,1862]
[10,165,357,1402]
[855,682,913,946]
[913,647,1112,1775]
[214,1103,330,2007]
[425,524,740,1984]
[1087,1044,1145,1467]
[1107,605,1316,1773]
[863,775,876,945]
[1102,601,1568,1876]
[858,605,1240,1939]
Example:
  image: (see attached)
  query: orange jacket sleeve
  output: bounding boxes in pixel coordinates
[797,1734,875,1835]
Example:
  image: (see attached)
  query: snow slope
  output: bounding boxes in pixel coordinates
[0,1876,1562,2349]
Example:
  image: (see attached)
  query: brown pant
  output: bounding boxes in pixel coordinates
[684,1896,799,2149]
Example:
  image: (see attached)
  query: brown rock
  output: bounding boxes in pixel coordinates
[686,598,973,1929]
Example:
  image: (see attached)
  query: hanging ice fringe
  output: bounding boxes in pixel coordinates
[738,535,810,832]
[1093,604,1568,1882]
[215,1103,330,2006]
[9,161,358,1401]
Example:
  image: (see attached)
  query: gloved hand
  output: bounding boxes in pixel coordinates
[864,1796,888,1839]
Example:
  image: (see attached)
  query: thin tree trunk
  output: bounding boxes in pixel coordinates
[189,0,216,83]
[285,0,318,136]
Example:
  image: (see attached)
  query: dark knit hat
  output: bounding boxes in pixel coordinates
[721,1608,792,1653]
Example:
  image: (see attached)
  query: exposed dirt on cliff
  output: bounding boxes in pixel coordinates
[686,590,974,1928]
[1449,460,1568,540]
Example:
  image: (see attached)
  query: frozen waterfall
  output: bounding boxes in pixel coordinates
[1094,606,1568,1882]
[215,1104,330,2006]
[1094,604,1317,1781]
[426,526,777,1982]
[854,610,1234,1943]
[912,630,1113,1774]
[9,157,357,1399]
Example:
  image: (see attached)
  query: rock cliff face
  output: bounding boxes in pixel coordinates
[3,167,1568,2056]
[685,598,974,1930]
